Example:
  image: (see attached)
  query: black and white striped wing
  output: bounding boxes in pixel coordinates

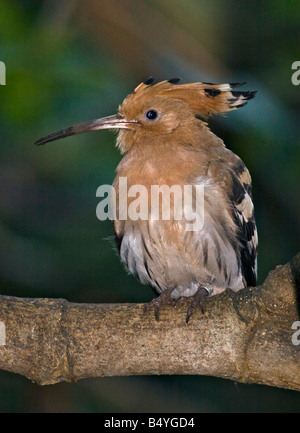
[229,162,258,287]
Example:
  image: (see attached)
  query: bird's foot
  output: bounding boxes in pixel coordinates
[143,288,175,321]
[185,287,209,324]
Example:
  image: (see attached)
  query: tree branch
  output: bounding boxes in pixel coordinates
[0,253,299,389]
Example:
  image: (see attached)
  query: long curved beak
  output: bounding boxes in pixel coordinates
[34,114,137,146]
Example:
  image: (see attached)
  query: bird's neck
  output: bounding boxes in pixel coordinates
[115,125,224,187]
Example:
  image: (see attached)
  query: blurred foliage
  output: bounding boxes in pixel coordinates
[0,0,299,413]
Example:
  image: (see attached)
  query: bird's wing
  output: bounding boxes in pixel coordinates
[208,153,258,288]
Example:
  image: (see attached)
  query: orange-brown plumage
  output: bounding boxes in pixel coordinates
[35,77,258,323]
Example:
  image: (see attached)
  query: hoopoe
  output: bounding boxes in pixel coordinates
[35,77,258,323]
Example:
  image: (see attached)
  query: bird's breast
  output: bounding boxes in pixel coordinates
[112,153,243,297]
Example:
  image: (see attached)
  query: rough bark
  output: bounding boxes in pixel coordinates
[0,253,299,389]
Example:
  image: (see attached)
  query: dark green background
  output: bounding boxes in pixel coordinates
[0,0,299,412]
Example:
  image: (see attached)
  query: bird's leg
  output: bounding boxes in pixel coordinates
[185,287,209,324]
[143,287,175,321]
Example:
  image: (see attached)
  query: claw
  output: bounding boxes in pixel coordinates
[185,287,208,324]
[143,288,175,321]
[144,287,209,323]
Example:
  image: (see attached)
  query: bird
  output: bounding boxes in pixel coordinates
[34,77,258,323]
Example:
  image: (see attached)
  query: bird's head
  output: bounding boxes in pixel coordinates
[34,77,256,153]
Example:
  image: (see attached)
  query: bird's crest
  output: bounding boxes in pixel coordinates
[125,77,256,119]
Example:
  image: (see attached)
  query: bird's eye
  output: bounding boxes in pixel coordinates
[145,110,158,121]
